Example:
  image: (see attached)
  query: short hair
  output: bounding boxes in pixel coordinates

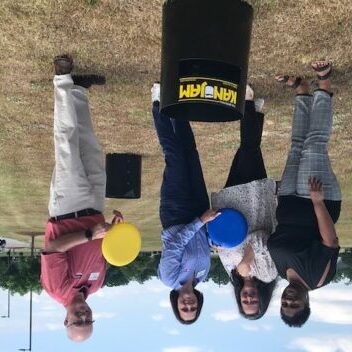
[169,289,204,325]
[281,304,311,328]
[231,270,277,320]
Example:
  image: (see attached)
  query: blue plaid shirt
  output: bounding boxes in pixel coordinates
[157,218,211,290]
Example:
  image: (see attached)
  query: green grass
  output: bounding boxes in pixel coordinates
[0,0,351,248]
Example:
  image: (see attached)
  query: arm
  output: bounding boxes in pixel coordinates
[45,230,90,253]
[313,201,338,248]
[45,210,124,253]
[309,177,338,248]
[237,244,254,277]
[161,209,220,248]
[45,222,111,253]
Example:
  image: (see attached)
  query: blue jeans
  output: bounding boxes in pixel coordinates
[152,102,209,228]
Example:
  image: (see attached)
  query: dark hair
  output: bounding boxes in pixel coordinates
[169,289,204,325]
[280,303,311,327]
[231,270,276,320]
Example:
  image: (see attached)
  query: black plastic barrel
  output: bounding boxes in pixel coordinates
[161,0,253,122]
[105,153,142,199]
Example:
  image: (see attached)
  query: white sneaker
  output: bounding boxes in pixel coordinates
[151,82,160,103]
[255,98,265,113]
[245,84,254,101]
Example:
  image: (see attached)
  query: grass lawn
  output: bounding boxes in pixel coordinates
[0,0,351,249]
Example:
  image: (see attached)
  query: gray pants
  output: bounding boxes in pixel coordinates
[279,91,341,201]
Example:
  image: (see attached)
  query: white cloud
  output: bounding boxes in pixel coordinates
[262,324,273,331]
[94,281,158,298]
[40,304,57,311]
[210,287,232,296]
[241,324,273,332]
[45,323,64,331]
[94,312,116,319]
[146,281,168,293]
[211,310,239,322]
[89,287,125,298]
[163,347,202,352]
[241,324,259,331]
[152,314,164,321]
[165,328,180,336]
[310,289,352,302]
[27,294,40,303]
[159,299,171,308]
[310,301,352,324]
[290,335,352,352]
[34,310,62,318]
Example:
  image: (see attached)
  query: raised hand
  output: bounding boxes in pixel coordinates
[111,209,124,224]
[308,176,324,204]
[200,208,221,224]
[92,222,112,240]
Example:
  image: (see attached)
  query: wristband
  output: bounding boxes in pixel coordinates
[85,228,93,241]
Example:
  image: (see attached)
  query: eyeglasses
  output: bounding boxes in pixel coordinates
[65,319,95,328]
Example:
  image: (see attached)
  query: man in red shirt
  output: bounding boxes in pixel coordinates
[40,54,123,342]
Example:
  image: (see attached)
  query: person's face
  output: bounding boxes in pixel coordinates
[240,279,259,315]
[177,291,198,321]
[281,283,308,317]
[65,300,93,328]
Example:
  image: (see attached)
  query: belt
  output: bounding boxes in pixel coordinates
[50,208,102,222]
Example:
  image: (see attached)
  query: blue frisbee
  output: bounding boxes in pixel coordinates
[207,208,248,248]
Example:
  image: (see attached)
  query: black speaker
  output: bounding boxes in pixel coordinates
[160,0,253,122]
[105,153,142,199]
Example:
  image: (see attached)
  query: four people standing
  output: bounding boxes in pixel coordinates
[41,54,341,334]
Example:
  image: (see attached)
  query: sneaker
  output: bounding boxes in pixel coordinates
[245,84,254,101]
[72,74,106,88]
[54,54,73,75]
[255,98,265,113]
[151,82,160,103]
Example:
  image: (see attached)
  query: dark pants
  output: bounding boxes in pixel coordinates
[152,102,209,228]
[225,101,267,188]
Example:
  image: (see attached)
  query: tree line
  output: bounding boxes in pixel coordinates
[1,250,351,296]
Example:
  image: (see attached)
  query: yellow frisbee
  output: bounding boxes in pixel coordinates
[102,223,141,266]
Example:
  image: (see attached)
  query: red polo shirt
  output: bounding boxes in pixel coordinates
[40,214,107,307]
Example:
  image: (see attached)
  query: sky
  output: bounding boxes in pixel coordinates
[1,278,352,352]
